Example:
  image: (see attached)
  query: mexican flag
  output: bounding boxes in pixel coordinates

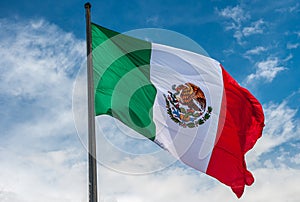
[91,23,265,198]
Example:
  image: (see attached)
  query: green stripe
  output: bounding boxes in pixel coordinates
[91,23,156,140]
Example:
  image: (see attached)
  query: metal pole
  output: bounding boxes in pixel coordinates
[85,2,98,202]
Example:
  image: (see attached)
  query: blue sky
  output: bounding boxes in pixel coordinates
[0,0,300,201]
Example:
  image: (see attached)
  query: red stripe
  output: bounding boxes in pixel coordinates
[206,64,264,198]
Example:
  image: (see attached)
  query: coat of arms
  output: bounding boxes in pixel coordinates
[164,82,212,128]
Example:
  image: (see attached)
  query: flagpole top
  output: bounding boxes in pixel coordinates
[85,2,91,9]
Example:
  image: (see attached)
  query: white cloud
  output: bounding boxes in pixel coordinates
[283,54,293,62]
[146,16,160,25]
[217,6,249,44]
[217,6,266,44]
[242,19,265,36]
[247,101,299,165]
[0,18,87,202]
[287,42,300,49]
[291,153,300,164]
[245,57,285,83]
[0,19,85,100]
[0,148,87,202]
[245,46,267,55]
[217,5,249,23]
[233,30,243,44]
[97,164,300,202]
[275,3,300,13]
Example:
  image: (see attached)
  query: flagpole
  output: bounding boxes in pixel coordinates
[85,2,98,202]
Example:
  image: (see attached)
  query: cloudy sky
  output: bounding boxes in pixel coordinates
[1,0,300,202]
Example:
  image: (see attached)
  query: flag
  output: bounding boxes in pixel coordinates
[91,23,265,198]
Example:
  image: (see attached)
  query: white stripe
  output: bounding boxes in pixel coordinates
[150,43,224,172]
